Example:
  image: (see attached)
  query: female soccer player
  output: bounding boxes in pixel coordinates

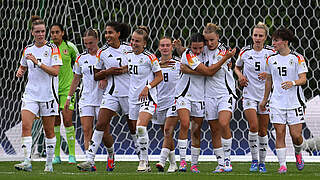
[155,37,180,173]
[235,22,274,172]
[126,26,163,172]
[50,23,79,164]
[64,28,104,152]
[15,16,62,172]
[77,22,132,172]
[260,28,307,173]
[175,33,236,173]
[200,23,238,173]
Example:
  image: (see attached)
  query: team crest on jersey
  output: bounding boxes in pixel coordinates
[212,54,215,60]
[44,51,49,57]
[172,66,176,70]
[246,101,250,106]
[289,59,294,66]
[63,49,69,55]
[139,58,143,64]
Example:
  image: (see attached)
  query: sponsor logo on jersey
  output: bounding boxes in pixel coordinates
[248,56,253,60]
[273,61,277,65]
[108,54,113,58]
[84,60,88,63]
[44,51,49,57]
[63,49,69,55]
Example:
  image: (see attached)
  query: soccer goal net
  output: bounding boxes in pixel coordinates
[1,0,319,162]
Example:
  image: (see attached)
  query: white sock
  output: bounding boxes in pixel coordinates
[45,137,56,165]
[22,136,32,162]
[168,150,176,165]
[258,135,268,164]
[213,147,224,167]
[136,126,149,161]
[294,140,304,155]
[107,144,114,159]
[178,139,187,161]
[221,137,232,160]
[276,148,286,167]
[249,131,258,161]
[159,148,170,165]
[131,133,138,147]
[191,146,200,166]
[86,130,104,163]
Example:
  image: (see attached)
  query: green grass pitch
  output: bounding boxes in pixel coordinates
[0,161,319,180]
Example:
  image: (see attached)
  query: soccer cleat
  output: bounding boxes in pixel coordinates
[259,163,267,173]
[212,165,224,173]
[14,161,32,172]
[278,165,287,174]
[52,156,61,164]
[167,163,178,173]
[68,155,76,164]
[106,155,115,172]
[155,162,164,172]
[190,165,200,173]
[137,160,151,172]
[295,153,304,171]
[249,160,258,172]
[178,160,187,172]
[224,158,232,172]
[44,164,53,172]
[77,161,96,172]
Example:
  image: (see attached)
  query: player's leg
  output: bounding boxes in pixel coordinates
[273,123,287,173]
[53,115,62,164]
[219,110,233,172]
[42,115,56,172]
[190,116,203,173]
[102,112,115,172]
[257,113,269,172]
[155,109,169,172]
[80,116,94,150]
[288,116,304,171]
[166,116,179,173]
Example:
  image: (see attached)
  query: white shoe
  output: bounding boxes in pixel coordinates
[167,163,178,173]
[14,160,32,172]
[44,164,53,172]
[137,160,151,172]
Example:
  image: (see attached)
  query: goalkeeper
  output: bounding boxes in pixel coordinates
[50,23,79,164]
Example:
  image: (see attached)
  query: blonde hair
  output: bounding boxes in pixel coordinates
[134,25,149,42]
[31,15,45,30]
[254,22,268,36]
[203,23,221,35]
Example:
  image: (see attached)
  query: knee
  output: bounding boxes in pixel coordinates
[96,120,107,131]
[219,121,229,130]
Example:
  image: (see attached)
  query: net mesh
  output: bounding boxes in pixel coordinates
[1,0,320,160]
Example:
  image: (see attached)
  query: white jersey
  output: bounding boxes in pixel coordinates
[127,50,161,104]
[20,42,62,102]
[236,45,275,101]
[74,51,103,106]
[266,51,308,109]
[157,57,181,111]
[204,44,237,99]
[175,49,205,101]
[95,42,131,97]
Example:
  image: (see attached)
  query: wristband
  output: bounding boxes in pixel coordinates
[37,61,42,67]
[292,81,296,86]
[146,84,152,89]
[67,96,72,100]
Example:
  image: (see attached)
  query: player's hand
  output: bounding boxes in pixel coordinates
[64,99,70,110]
[225,48,237,59]
[281,81,294,90]
[160,60,176,68]
[16,67,26,77]
[259,99,267,112]
[99,79,107,89]
[238,74,248,87]
[120,65,128,73]
[104,67,123,75]
[258,72,267,80]
[26,53,38,64]
[138,86,149,102]
[172,39,182,49]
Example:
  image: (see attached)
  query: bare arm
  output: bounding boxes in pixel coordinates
[16,65,27,77]
[139,70,163,101]
[281,72,307,90]
[259,74,272,111]
[180,63,202,75]
[173,39,186,57]
[94,67,124,81]
[234,65,248,87]
[64,74,81,110]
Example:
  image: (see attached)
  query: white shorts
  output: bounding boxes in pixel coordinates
[129,100,157,121]
[176,96,204,117]
[21,99,59,116]
[153,105,178,125]
[205,95,235,121]
[269,106,305,125]
[100,94,129,115]
[79,105,100,118]
[243,98,269,115]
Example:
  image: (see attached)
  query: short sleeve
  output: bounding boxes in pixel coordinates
[67,41,79,63]
[73,56,81,75]
[95,49,104,70]
[20,47,28,67]
[265,56,271,74]
[297,55,308,74]
[183,50,201,70]
[148,54,161,72]
[51,46,63,66]
[235,50,244,67]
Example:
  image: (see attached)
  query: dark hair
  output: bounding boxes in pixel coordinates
[272,28,296,43]
[31,15,45,30]
[83,28,99,39]
[50,23,68,42]
[189,33,205,45]
[134,25,149,42]
[106,21,130,40]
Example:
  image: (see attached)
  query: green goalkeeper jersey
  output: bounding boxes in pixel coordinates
[51,40,79,95]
